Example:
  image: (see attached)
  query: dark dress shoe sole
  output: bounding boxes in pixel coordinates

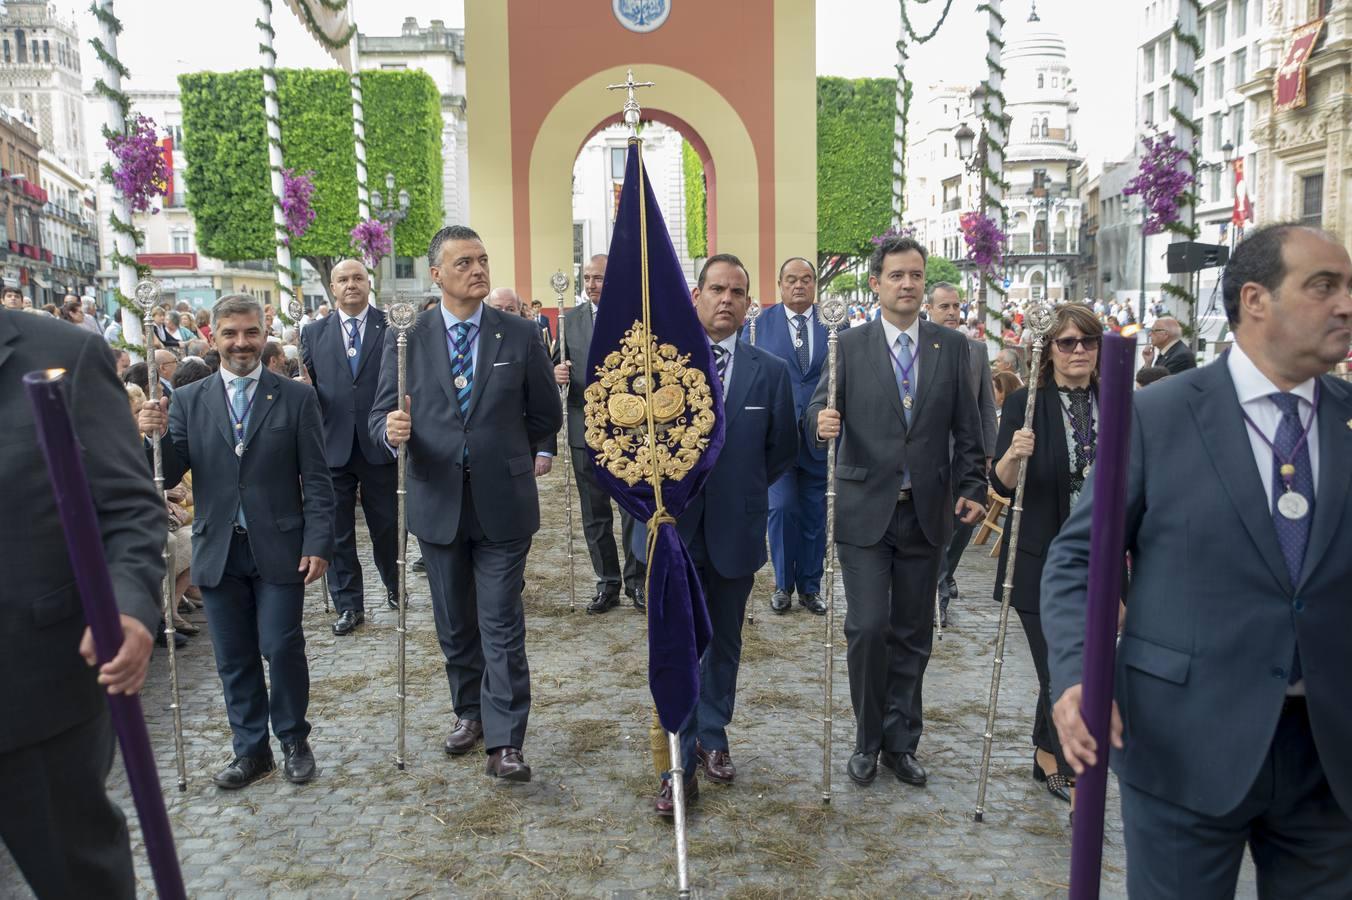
[444,739,481,756]
[487,766,532,783]
[881,753,928,786]
[846,757,878,786]
[332,616,364,636]
[283,765,316,784]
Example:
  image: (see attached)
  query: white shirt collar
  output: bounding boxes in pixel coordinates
[784,303,815,323]
[589,301,599,318]
[220,364,263,387]
[338,304,370,327]
[710,332,738,357]
[1228,339,1317,408]
[439,302,484,332]
[880,315,921,352]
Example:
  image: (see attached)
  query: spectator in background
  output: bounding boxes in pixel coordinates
[59,298,86,328]
[82,297,107,334]
[149,307,179,350]
[176,313,197,343]
[992,370,1022,421]
[1135,365,1171,388]
[315,304,330,320]
[114,349,131,378]
[202,349,221,371]
[1141,316,1197,374]
[261,340,288,375]
[154,350,178,396]
[1106,315,1122,333]
[185,339,208,359]
[993,346,1025,384]
[43,304,60,317]
[103,308,123,343]
[2,284,25,310]
[196,308,213,344]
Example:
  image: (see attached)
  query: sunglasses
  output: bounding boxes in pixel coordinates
[1051,335,1101,353]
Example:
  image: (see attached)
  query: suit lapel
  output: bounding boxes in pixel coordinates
[1300,377,1352,588]
[466,305,502,420]
[865,320,909,426]
[424,309,460,416]
[354,309,384,381]
[244,369,280,445]
[723,342,757,429]
[1188,360,1292,593]
[1038,386,1072,521]
[206,373,238,452]
[328,311,348,373]
[577,303,595,361]
[909,320,942,423]
[0,312,18,374]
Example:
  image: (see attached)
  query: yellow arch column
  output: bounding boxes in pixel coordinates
[464,2,516,284]
[527,65,761,303]
[774,0,818,276]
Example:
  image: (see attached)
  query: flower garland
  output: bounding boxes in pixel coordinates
[350,219,393,267]
[960,211,1008,271]
[1163,0,1203,327]
[1122,133,1195,236]
[280,168,317,243]
[975,1,1010,335]
[107,113,170,214]
[893,0,957,228]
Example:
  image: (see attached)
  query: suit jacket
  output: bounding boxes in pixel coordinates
[369,304,561,544]
[160,368,335,587]
[1041,356,1352,817]
[556,301,595,449]
[991,385,1077,614]
[744,302,845,473]
[678,342,799,577]
[300,305,393,468]
[805,317,986,549]
[1156,340,1197,374]
[965,338,998,458]
[0,311,164,753]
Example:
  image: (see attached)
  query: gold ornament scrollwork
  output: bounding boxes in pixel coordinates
[584,320,716,486]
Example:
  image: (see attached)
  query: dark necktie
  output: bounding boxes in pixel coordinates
[712,345,729,388]
[792,314,810,374]
[346,317,362,378]
[1270,392,1312,684]
[448,322,476,417]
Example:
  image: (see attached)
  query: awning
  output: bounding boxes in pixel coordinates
[31,274,49,289]
[1275,19,1325,113]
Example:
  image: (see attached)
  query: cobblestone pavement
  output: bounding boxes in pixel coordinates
[4,467,1259,898]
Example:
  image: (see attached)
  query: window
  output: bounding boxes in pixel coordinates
[1143,92,1154,125]
[1143,46,1155,81]
[1211,113,1224,151]
[1210,169,1222,203]
[2,40,8,63]
[171,231,189,254]
[1213,7,1227,47]
[1232,102,1245,145]
[1041,117,1050,137]
[1161,35,1171,69]
[1234,48,1246,85]
[1038,72,1045,88]
[1159,86,1170,124]
[1235,0,1248,37]
[1052,76,1059,87]
[15,29,25,63]
[1197,68,1205,101]
[1031,118,1040,138]
[395,256,415,279]
[1213,61,1225,100]
[610,147,627,180]
[1300,174,1324,227]
[379,62,407,70]
[42,40,49,63]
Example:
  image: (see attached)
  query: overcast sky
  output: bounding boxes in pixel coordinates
[64,0,1136,167]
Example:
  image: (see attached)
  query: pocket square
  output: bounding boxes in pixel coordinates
[744,405,766,410]
[492,361,514,367]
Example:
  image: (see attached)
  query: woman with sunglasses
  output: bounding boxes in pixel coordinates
[990,303,1103,813]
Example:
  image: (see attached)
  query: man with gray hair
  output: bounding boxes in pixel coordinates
[993,346,1025,384]
[1142,315,1197,374]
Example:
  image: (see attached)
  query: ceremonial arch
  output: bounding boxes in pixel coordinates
[465,0,817,302]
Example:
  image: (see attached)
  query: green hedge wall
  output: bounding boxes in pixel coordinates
[179,68,443,261]
[817,77,894,262]
[681,140,707,259]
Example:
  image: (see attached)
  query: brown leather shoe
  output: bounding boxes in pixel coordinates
[654,775,700,816]
[696,742,736,784]
[485,747,532,782]
[442,719,483,756]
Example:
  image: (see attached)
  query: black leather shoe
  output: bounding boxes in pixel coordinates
[156,629,190,649]
[332,610,364,636]
[770,590,792,613]
[800,593,827,615]
[212,754,275,790]
[411,557,426,574]
[443,719,484,755]
[629,586,646,611]
[486,747,532,782]
[847,751,878,786]
[881,750,927,786]
[586,588,621,614]
[282,740,316,784]
[387,589,407,611]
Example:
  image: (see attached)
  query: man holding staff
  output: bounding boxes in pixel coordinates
[807,234,986,788]
[1043,224,1352,896]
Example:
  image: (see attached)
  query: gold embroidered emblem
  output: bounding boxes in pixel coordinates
[584,320,716,486]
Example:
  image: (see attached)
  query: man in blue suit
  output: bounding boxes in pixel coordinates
[1043,224,1352,897]
[300,259,399,636]
[139,294,335,790]
[746,257,841,616]
[642,254,798,813]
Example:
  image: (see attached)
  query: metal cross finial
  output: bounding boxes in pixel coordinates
[606,68,655,136]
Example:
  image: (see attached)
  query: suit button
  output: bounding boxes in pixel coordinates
[1271,666,1287,680]
[1293,599,1305,612]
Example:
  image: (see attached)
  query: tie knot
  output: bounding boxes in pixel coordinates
[793,314,807,326]
[897,332,910,350]
[233,376,250,395]
[712,345,728,361]
[452,322,470,341]
[1270,392,1303,418]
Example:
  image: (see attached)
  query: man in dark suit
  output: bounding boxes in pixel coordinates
[1142,316,1196,374]
[0,309,163,898]
[926,282,997,626]
[139,294,335,790]
[808,235,986,788]
[300,258,399,636]
[747,257,839,616]
[374,225,561,782]
[554,253,647,613]
[530,299,552,348]
[1043,224,1352,897]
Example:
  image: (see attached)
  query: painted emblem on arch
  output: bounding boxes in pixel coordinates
[613,0,670,33]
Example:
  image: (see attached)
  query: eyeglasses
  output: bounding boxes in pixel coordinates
[1051,335,1101,353]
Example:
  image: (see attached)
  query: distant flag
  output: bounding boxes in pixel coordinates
[1232,158,1254,227]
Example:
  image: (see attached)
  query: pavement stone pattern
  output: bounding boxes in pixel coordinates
[2,466,1260,898]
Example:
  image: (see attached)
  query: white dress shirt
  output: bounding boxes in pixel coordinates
[338,304,371,353]
[880,315,922,400]
[783,304,816,360]
[710,332,738,392]
[1228,340,1320,514]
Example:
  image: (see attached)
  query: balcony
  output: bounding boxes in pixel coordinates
[1010,235,1031,254]
[943,197,962,212]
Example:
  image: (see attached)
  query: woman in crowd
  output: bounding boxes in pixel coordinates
[176,312,197,343]
[990,303,1103,815]
[196,307,213,343]
[992,370,1022,421]
[149,306,180,350]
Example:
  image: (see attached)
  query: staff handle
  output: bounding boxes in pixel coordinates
[818,297,847,803]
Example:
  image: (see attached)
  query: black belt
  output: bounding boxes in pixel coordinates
[898,488,913,503]
[232,524,248,536]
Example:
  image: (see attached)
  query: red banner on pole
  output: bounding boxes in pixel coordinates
[1232,158,1253,226]
[1274,19,1325,112]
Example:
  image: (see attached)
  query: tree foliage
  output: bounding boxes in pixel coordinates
[925,255,962,294]
[817,77,893,285]
[179,68,443,297]
[682,140,707,259]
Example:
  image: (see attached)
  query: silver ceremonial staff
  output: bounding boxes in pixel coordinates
[744,299,762,626]
[288,299,326,615]
[973,300,1055,822]
[550,270,577,612]
[818,296,848,803]
[136,279,187,792]
[388,297,418,770]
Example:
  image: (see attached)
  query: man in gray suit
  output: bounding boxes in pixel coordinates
[0,308,163,898]
[375,225,561,782]
[808,235,987,788]
[1043,224,1352,897]
[554,253,647,613]
[926,282,996,627]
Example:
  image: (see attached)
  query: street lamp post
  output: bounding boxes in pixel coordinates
[370,171,410,302]
[1222,139,1237,252]
[955,102,988,323]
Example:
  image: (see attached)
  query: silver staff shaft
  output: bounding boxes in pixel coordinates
[395,331,410,770]
[819,303,845,804]
[556,301,576,613]
[668,731,691,898]
[744,302,760,626]
[143,304,187,792]
[934,589,944,641]
[974,331,1049,823]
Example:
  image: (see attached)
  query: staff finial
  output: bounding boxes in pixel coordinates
[606,68,656,137]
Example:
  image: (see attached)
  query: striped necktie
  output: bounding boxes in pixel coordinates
[346,317,362,378]
[448,322,476,417]
[792,314,810,374]
[712,344,729,387]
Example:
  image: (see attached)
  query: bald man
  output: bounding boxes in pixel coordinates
[488,288,556,476]
[154,350,178,396]
[1143,316,1197,374]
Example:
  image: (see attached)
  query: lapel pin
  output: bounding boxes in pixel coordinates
[932,343,940,349]
[495,332,502,339]
[266,394,273,400]
[1346,418,1352,429]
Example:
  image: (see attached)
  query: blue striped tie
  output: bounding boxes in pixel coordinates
[346,317,361,378]
[448,322,475,417]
